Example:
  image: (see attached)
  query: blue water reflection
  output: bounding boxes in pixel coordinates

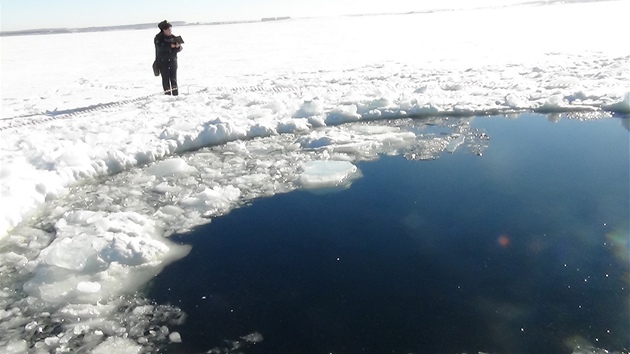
[148,114,629,354]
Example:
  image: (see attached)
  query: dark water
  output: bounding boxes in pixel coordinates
[148,115,629,354]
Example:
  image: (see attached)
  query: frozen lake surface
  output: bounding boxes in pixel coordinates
[0,1,629,353]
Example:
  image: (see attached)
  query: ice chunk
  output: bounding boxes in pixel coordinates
[40,237,96,271]
[605,91,630,114]
[298,160,362,190]
[153,182,182,194]
[540,94,567,110]
[157,205,185,216]
[4,340,28,354]
[325,105,361,125]
[147,158,196,177]
[504,93,530,109]
[100,235,170,266]
[294,99,324,118]
[91,337,141,354]
[241,332,263,343]
[77,281,101,293]
[181,186,241,215]
[169,332,182,343]
[44,337,60,346]
[277,118,311,134]
[248,122,277,137]
[300,136,335,149]
[1,251,28,268]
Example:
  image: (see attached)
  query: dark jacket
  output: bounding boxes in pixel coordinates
[154,32,182,61]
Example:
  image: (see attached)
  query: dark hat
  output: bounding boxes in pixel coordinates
[158,20,172,30]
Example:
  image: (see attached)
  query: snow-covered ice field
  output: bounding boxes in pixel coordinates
[0,1,629,353]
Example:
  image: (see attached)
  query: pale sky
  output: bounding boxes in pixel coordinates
[0,0,526,32]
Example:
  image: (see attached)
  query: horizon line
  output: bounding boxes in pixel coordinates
[0,0,607,37]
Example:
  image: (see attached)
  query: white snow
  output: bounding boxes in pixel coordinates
[0,1,628,352]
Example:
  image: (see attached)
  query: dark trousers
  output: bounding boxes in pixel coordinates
[158,59,178,96]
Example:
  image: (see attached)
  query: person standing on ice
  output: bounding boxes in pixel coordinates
[154,20,183,95]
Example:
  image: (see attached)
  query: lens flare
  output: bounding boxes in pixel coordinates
[498,234,511,247]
